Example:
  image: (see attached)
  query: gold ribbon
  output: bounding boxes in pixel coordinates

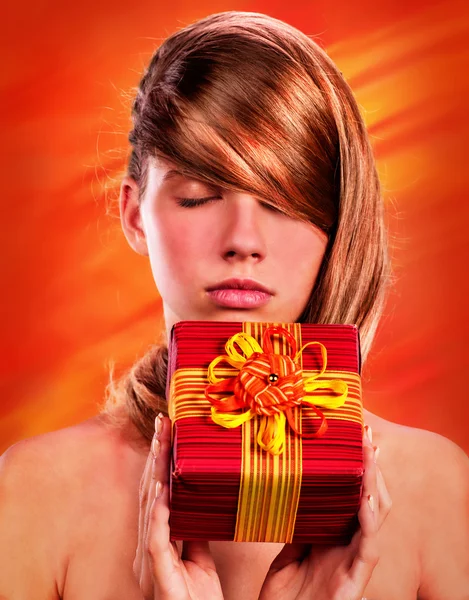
[168,322,362,543]
[204,325,349,455]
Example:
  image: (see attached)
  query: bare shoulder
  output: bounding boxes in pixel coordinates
[1,414,146,508]
[0,413,148,598]
[3,410,148,480]
[364,410,469,597]
[364,409,469,493]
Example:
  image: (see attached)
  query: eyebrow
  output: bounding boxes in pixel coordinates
[162,168,203,183]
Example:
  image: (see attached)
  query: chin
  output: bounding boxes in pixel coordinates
[206,311,279,323]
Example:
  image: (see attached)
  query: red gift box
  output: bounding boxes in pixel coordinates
[166,320,364,545]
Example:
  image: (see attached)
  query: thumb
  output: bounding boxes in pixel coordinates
[181,540,217,571]
[268,543,312,573]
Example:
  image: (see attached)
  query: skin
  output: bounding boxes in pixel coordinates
[135,415,386,600]
[120,156,329,339]
[120,156,392,599]
[1,155,468,599]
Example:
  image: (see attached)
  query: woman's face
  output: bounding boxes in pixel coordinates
[120,157,328,338]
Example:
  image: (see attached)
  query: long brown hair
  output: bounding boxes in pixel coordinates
[99,11,392,444]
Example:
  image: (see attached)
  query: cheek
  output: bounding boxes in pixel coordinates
[271,223,327,282]
[147,212,208,272]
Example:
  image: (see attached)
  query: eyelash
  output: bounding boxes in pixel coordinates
[176,196,220,208]
[176,196,282,213]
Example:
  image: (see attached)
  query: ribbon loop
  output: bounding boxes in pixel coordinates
[204,326,349,454]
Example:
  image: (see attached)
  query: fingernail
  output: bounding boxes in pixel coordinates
[364,424,373,444]
[367,494,374,513]
[155,480,163,499]
[151,435,160,458]
[155,412,164,436]
[373,445,380,463]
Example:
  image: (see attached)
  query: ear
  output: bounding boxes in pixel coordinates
[119,176,149,256]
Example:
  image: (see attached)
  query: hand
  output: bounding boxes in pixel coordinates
[133,413,224,600]
[259,424,391,600]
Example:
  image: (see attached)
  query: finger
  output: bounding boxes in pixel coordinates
[151,414,171,488]
[145,416,186,597]
[139,447,162,592]
[375,464,392,528]
[267,543,311,573]
[140,415,171,592]
[181,541,217,572]
[363,427,380,524]
[134,433,158,579]
[348,432,380,585]
[147,479,187,599]
[348,434,378,554]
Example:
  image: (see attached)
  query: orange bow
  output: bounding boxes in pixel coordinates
[204,326,348,454]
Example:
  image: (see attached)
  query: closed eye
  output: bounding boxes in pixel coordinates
[261,202,284,214]
[176,196,284,213]
[176,196,220,208]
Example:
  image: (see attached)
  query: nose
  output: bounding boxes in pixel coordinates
[219,194,268,263]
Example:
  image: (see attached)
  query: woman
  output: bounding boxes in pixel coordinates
[1,10,468,600]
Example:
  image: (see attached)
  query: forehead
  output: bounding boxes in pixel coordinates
[148,156,209,185]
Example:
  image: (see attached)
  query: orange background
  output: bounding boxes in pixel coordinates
[1,0,468,455]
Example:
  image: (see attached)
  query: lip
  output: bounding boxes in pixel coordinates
[206,289,272,309]
[205,278,274,295]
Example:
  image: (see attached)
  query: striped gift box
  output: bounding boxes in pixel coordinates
[166,320,364,545]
